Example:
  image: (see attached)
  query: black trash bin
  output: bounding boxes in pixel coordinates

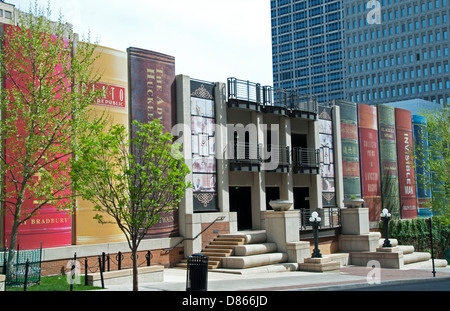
[186,254,209,291]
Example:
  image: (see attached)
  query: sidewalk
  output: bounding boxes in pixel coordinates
[100,265,450,291]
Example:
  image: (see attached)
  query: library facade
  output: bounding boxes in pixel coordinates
[1,26,440,274]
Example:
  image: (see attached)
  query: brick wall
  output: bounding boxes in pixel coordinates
[301,236,339,256]
[201,221,230,250]
[40,246,184,276]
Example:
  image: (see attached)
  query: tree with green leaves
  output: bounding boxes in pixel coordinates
[414,106,450,224]
[0,3,105,275]
[71,120,191,291]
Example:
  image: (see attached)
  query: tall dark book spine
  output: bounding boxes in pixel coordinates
[395,108,418,219]
[412,115,432,217]
[377,104,400,218]
[358,104,382,222]
[336,101,362,200]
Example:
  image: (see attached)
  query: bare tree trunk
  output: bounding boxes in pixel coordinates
[6,205,22,281]
[132,242,139,291]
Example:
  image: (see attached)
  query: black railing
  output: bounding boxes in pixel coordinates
[292,147,320,173]
[227,78,264,104]
[262,145,290,168]
[227,78,318,116]
[299,208,341,230]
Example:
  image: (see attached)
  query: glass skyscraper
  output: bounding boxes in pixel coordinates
[271,0,345,104]
[271,0,450,106]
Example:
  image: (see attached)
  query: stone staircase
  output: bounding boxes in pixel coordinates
[176,231,298,273]
[379,238,448,269]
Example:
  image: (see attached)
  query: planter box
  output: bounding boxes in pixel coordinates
[341,207,369,235]
[87,265,164,288]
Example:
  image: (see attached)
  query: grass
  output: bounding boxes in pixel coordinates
[6,275,103,291]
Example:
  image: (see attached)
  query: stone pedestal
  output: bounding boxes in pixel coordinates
[264,210,300,253]
[286,241,310,263]
[350,247,404,269]
[340,207,369,235]
[339,232,381,252]
[298,257,340,273]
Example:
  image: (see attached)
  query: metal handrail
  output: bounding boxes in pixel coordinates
[162,216,226,254]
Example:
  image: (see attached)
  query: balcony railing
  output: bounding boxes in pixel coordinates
[262,145,290,172]
[299,208,341,231]
[227,78,318,119]
[292,147,320,174]
[229,142,262,171]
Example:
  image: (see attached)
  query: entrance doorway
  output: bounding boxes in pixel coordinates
[229,186,252,230]
[293,187,310,210]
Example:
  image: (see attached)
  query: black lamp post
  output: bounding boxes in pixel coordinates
[309,211,322,258]
[380,208,392,247]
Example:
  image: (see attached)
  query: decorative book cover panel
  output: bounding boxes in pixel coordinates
[395,108,418,219]
[377,104,400,217]
[358,104,382,221]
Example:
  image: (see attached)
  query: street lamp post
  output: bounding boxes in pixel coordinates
[309,211,322,258]
[380,208,392,247]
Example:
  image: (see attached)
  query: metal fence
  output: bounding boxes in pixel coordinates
[299,208,341,230]
[0,246,42,287]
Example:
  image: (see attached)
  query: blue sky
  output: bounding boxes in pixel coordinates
[10,0,274,86]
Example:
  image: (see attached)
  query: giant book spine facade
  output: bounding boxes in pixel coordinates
[395,108,418,219]
[412,115,432,217]
[127,47,178,238]
[377,105,400,217]
[358,104,382,222]
[336,101,362,200]
[75,45,129,244]
[2,25,72,250]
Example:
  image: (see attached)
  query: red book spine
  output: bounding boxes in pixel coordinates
[2,24,72,250]
[395,108,418,219]
[358,104,382,221]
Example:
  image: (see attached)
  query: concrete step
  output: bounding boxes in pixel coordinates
[403,251,431,265]
[404,258,448,269]
[233,243,277,256]
[219,231,267,244]
[323,253,350,267]
[214,237,246,243]
[200,251,231,257]
[213,263,299,275]
[176,259,221,270]
[221,252,288,269]
[397,245,415,255]
[210,240,244,246]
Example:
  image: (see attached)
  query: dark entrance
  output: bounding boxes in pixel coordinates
[229,186,252,230]
[293,187,310,210]
[265,187,280,210]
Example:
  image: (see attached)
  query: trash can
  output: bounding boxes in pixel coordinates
[186,254,209,291]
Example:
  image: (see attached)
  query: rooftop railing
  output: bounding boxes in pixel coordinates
[227,77,318,116]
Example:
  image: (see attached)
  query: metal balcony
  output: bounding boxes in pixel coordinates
[228,142,262,172]
[292,147,320,174]
[226,78,318,119]
[262,145,290,173]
